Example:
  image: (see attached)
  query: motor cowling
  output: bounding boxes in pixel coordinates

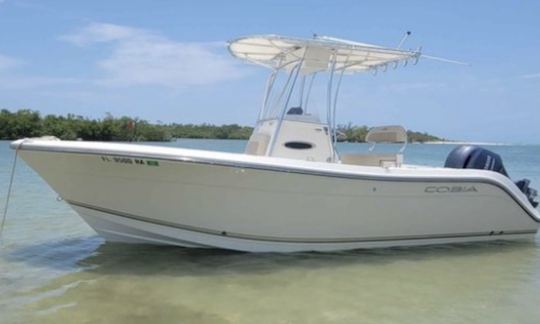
[444,145,508,176]
[445,145,538,208]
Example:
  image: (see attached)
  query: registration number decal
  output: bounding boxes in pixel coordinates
[100,156,159,167]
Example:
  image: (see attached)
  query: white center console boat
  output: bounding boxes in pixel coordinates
[11,34,539,252]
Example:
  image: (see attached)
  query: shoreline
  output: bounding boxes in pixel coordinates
[0,138,521,146]
[423,141,508,146]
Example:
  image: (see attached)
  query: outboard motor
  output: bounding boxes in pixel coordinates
[515,179,538,208]
[445,145,508,176]
[445,145,538,208]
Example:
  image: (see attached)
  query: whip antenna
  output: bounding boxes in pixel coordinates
[397,31,411,49]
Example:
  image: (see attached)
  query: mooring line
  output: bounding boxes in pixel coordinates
[1,142,21,243]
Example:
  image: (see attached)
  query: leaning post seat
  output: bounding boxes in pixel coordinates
[340,125,408,167]
[340,153,403,167]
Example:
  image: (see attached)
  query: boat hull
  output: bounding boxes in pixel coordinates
[72,203,536,252]
[12,140,540,252]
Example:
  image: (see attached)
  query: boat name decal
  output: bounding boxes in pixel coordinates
[424,186,478,193]
[100,156,159,167]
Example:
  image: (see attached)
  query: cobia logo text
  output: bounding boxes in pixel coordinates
[424,186,478,193]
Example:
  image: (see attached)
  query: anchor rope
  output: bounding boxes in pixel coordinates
[1,142,22,242]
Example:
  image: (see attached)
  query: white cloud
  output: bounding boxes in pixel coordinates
[521,72,540,79]
[60,23,148,46]
[0,54,22,71]
[0,53,78,89]
[61,22,246,88]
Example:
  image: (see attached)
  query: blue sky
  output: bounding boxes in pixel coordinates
[0,0,539,143]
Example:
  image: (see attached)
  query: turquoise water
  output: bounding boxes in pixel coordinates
[0,139,539,324]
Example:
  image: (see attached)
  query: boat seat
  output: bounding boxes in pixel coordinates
[245,133,270,156]
[340,153,403,167]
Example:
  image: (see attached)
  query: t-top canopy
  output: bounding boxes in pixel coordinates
[228,34,421,74]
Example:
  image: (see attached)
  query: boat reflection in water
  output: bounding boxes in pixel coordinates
[7,238,540,323]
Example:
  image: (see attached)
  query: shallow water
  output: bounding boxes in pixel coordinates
[1,139,539,324]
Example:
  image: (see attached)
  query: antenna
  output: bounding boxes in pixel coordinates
[397,31,412,49]
[420,54,470,66]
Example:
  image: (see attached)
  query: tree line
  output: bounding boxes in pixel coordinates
[336,123,444,143]
[0,109,252,142]
[0,109,443,143]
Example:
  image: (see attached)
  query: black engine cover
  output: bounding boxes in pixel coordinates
[445,145,538,208]
[444,145,508,176]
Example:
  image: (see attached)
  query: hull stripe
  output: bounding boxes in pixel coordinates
[68,200,537,245]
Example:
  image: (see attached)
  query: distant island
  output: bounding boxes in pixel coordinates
[0,109,444,143]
